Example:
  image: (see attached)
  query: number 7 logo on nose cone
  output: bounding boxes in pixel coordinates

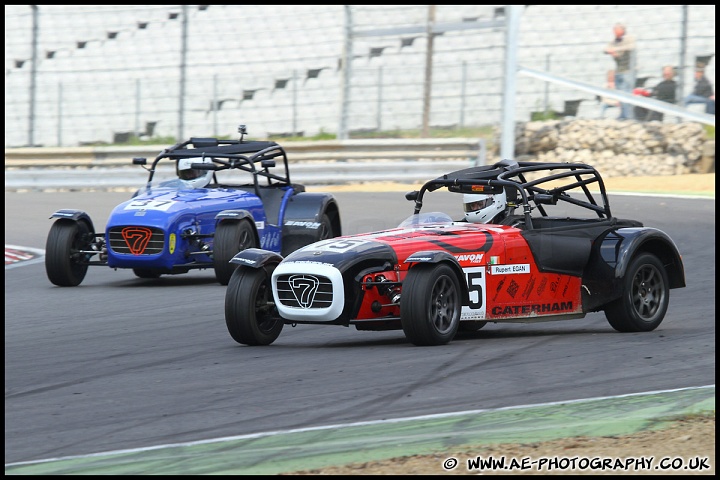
[122,227,153,255]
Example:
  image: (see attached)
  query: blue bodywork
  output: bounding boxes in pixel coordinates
[45,130,341,286]
[105,185,287,270]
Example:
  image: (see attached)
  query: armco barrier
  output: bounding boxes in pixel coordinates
[4,139,487,190]
[4,138,487,167]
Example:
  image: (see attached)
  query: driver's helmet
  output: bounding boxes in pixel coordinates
[463,190,507,224]
[176,157,213,189]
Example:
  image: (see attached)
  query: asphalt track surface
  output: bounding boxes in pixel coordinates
[4,188,716,474]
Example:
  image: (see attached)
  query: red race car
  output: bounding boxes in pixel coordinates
[224,160,686,346]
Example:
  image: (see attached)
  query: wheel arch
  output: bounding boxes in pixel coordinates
[229,247,284,269]
[282,192,342,241]
[405,250,470,305]
[215,209,260,246]
[50,209,95,233]
[615,228,686,289]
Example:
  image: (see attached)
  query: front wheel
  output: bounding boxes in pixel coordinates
[225,265,283,346]
[214,220,257,286]
[45,220,92,287]
[604,253,669,332]
[400,263,461,346]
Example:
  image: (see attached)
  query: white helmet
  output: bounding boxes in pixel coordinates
[177,157,213,189]
[463,190,507,224]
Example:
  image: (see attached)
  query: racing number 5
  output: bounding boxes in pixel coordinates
[465,267,484,310]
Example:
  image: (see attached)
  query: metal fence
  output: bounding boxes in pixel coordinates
[4,5,716,148]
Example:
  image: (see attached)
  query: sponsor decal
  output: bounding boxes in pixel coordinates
[490,264,530,275]
[506,278,519,298]
[522,275,536,299]
[121,226,153,255]
[492,301,574,315]
[406,256,432,262]
[256,221,264,230]
[285,220,321,229]
[169,233,176,254]
[536,277,547,296]
[455,253,484,263]
[235,257,256,265]
[125,199,175,211]
[492,277,506,302]
[261,231,280,250]
[288,274,320,308]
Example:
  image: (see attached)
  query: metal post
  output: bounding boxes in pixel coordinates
[338,5,353,140]
[212,74,218,136]
[29,5,38,147]
[543,54,550,113]
[376,66,383,131]
[460,61,467,127]
[134,79,140,136]
[57,82,62,146]
[500,5,521,161]
[678,5,688,102]
[177,5,188,141]
[292,70,298,136]
[421,5,436,138]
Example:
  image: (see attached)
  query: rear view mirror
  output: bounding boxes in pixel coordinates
[534,193,557,205]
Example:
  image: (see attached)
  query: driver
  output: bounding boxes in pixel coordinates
[176,157,214,188]
[463,190,510,224]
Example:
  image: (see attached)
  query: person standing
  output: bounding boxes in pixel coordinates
[683,67,715,114]
[603,22,636,120]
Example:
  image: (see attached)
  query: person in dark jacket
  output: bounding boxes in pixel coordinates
[644,66,678,122]
[683,68,715,114]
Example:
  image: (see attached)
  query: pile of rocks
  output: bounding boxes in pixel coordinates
[498,119,712,176]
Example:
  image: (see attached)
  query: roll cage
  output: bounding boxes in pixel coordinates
[132,127,295,197]
[406,160,613,230]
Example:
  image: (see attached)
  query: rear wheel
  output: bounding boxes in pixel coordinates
[401,263,461,346]
[225,264,283,346]
[605,253,669,332]
[45,220,91,287]
[281,212,336,256]
[214,220,257,285]
[317,213,334,241]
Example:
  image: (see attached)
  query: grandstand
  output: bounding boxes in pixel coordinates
[4,5,715,147]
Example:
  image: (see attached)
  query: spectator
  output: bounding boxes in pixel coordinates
[599,69,620,118]
[683,67,715,114]
[603,22,636,120]
[644,65,678,122]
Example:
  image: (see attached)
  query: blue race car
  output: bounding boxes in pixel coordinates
[45,125,341,286]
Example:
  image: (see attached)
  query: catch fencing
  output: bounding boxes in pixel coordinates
[4,5,715,148]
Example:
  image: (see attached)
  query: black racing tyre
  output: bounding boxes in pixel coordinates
[281,213,335,256]
[225,264,283,346]
[214,220,257,286]
[400,263,461,346]
[317,213,334,241]
[604,253,670,332]
[133,269,161,279]
[459,321,487,332]
[45,220,91,287]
